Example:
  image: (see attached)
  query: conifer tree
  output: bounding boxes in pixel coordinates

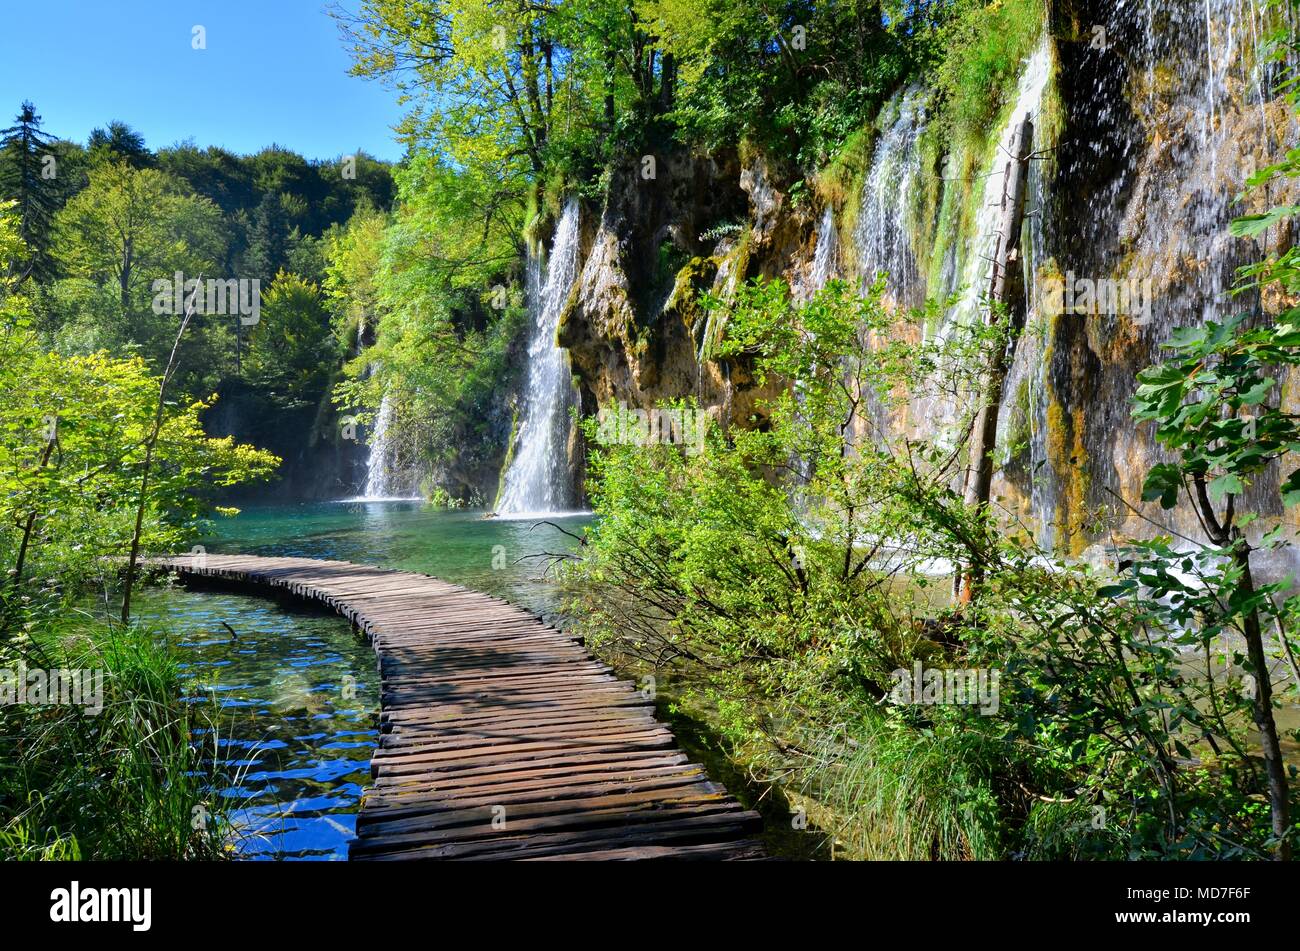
[0,101,59,281]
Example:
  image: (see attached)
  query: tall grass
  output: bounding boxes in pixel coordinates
[782,713,1008,861]
[0,620,229,860]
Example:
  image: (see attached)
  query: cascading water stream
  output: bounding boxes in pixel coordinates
[496,199,583,516]
[948,40,1052,337]
[810,204,839,292]
[953,38,1053,520]
[895,39,1053,468]
[788,205,840,489]
[854,85,928,309]
[363,391,396,499]
[793,204,840,304]
[1024,0,1299,549]
[353,390,421,502]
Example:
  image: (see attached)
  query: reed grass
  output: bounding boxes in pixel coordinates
[0,619,230,860]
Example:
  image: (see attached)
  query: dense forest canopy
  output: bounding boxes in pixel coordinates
[0,102,394,483]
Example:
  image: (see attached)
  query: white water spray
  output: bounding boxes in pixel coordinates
[351,390,421,502]
[853,85,928,308]
[497,199,583,516]
[808,204,839,294]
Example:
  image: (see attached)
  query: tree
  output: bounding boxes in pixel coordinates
[52,162,225,356]
[240,190,293,285]
[332,0,646,189]
[87,121,151,168]
[155,143,256,220]
[323,203,387,350]
[0,200,27,307]
[0,102,60,281]
[246,270,334,404]
[335,0,556,169]
[1129,4,1300,858]
[0,201,278,629]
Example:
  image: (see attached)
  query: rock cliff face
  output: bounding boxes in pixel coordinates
[540,0,1299,556]
[556,148,826,454]
[1015,0,1300,551]
[561,152,757,415]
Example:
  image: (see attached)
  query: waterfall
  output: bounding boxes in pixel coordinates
[949,39,1052,336]
[363,392,396,499]
[364,392,392,498]
[1116,0,1274,328]
[496,199,583,516]
[797,204,839,300]
[853,85,928,309]
[889,39,1052,467]
[354,390,421,501]
[1019,0,1298,549]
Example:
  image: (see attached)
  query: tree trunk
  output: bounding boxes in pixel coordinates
[121,284,198,624]
[604,48,616,132]
[957,117,1033,603]
[1234,542,1293,860]
[660,52,676,110]
[2,430,58,637]
[120,236,133,314]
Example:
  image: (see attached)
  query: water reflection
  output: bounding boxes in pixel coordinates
[134,586,379,860]
[132,500,590,859]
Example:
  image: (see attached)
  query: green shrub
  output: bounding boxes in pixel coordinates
[934,0,1047,146]
[567,275,1298,859]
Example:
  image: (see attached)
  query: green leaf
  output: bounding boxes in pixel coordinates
[1282,470,1300,507]
[1230,205,1300,237]
[1208,473,1243,501]
[1098,582,1135,598]
[1240,378,1274,404]
[1142,463,1183,509]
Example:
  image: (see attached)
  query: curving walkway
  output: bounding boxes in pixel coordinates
[155,554,766,860]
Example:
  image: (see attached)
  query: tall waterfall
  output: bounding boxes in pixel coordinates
[831,12,1294,547]
[1094,0,1279,332]
[1025,0,1297,548]
[496,199,582,516]
[997,39,1054,543]
[950,39,1052,336]
[887,39,1053,465]
[357,390,420,501]
[363,392,397,499]
[853,85,928,309]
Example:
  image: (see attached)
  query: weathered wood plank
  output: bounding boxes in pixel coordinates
[153,553,764,861]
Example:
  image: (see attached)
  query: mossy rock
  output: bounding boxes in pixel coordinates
[665,256,721,328]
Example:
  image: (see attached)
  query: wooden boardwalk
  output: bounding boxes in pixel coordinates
[156,554,766,860]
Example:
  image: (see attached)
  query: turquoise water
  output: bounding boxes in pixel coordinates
[145,501,590,859]
[203,501,591,620]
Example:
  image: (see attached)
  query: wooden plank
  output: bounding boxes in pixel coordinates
[152,553,765,861]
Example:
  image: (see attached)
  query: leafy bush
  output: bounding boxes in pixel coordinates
[567,275,1298,859]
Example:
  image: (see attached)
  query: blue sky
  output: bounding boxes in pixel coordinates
[0,0,408,161]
